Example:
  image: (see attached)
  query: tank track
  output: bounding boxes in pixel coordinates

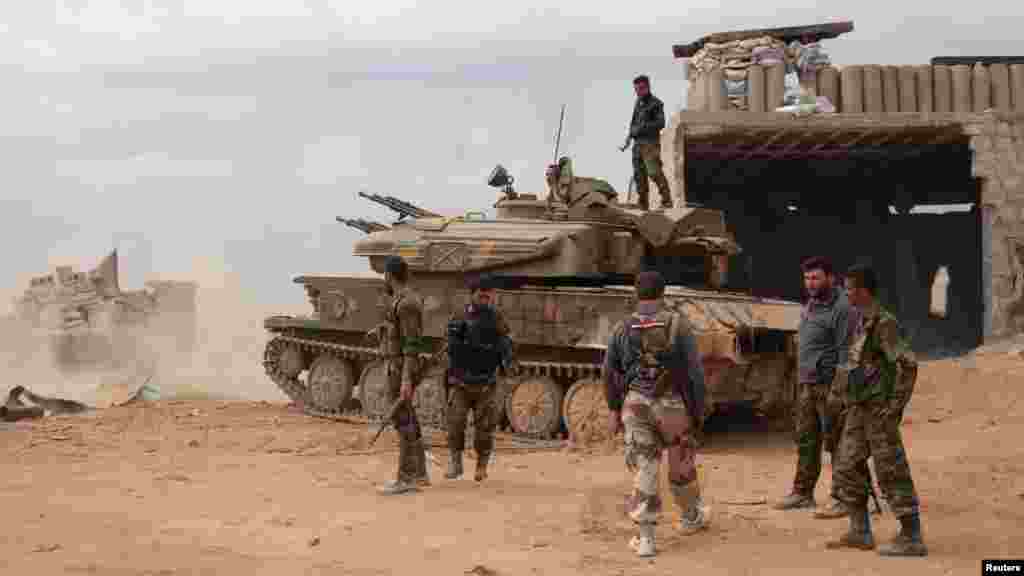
[263,334,374,413]
[263,334,596,445]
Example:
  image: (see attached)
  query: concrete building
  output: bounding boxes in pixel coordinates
[661,22,1024,355]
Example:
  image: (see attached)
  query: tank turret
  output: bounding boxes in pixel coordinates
[350,157,737,290]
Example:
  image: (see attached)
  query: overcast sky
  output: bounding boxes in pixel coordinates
[2,1,1021,311]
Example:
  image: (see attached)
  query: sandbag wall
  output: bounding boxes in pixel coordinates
[688,61,1024,114]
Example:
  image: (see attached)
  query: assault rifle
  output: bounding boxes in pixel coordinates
[823,412,883,515]
[369,397,409,448]
[367,343,449,448]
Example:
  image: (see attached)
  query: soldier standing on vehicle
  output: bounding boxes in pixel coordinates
[375,255,431,495]
[775,256,855,518]
[827,263,927,556]
[604,270,708,558]
[445,274,516,482]
[622,75,673,211]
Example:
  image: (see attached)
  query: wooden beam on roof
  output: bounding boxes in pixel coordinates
[926,130,967,147]
[867,131,898,147]
[718,130,759,159]
[805,129,849,154]
[737,130,790,161]
[834,130,875,149]
[771,131,820,158]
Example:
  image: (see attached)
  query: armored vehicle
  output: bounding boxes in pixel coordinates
[10,250,198,377]
[263,158,802,441]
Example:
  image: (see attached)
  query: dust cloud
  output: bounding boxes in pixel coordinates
[1,255,308,406]
[147,255,306,403]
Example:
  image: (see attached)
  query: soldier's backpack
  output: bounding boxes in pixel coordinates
[624,309,678,397]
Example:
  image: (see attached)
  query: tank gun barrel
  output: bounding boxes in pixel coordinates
[336,217,390,234]
[357,191,441,220]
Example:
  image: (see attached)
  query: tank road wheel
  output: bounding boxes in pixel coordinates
[359,360,391,421]
[414,367,448,430]
[504,375,563,439]
[562,378,611,445]
[263,337,308,405]
[306,354,355,413]
[276,344,305,379]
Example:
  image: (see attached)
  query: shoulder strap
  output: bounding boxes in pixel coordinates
[392,293,404,319]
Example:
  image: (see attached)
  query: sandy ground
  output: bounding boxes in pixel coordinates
[2,354,1023,576]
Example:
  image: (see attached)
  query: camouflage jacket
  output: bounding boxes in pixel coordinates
[845,301,917,405]
[385,285,428,387]
[629,94,666,144]
[603,301,706,423]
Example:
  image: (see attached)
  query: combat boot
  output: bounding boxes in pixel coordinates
[474,452,489,482]
[446,450,464,479]
[773,490,815,510]
[377,477,418,495]
[411,439,431,487]
[377,438,420,496]
[671,479,709,534]
[814,497,849,519]
[825,506,875,550]
[628,523,656,558]
[877,514,928,557]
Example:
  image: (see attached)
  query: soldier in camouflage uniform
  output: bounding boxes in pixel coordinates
[827,263,928,556]
[626,75,673,211]
[376,256,431,496]
[445,274,516,482]
[604,271,708,558]
[775,256,855,518]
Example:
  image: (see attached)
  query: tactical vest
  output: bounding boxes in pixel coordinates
[448,304,503,385]
[623,310,677,398]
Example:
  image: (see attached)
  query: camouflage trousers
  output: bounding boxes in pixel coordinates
[833,400,921,518]
[622,391,700,525]
[446,380,498,458]
[631,141,671,209]
[792,382,845,496]
[386,359,426,482]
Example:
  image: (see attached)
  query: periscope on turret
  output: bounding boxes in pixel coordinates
[262,159,803,444]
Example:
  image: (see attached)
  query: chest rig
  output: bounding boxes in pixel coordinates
[448,303,502,384]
